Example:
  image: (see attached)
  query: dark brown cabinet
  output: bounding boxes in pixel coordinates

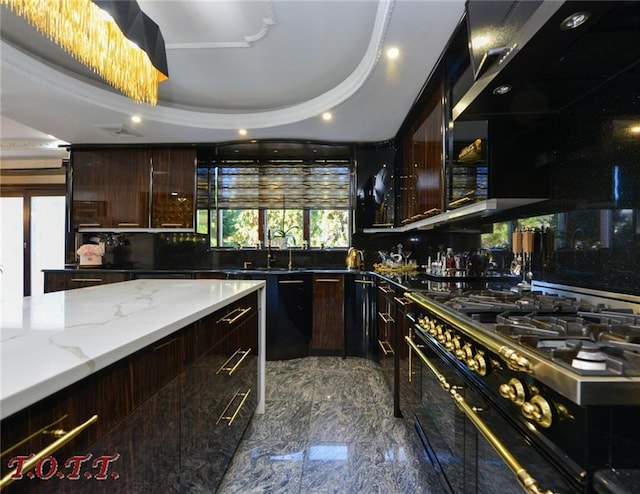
[151,148,196,229]
[44,270,131,293]
[311,274,344,353]
[0,292,259,494]
[71,147,196,231]
[71,149,151,230]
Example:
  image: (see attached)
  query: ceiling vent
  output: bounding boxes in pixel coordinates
[95,124,142,138]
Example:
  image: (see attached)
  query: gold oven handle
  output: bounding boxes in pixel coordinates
[405,336,553,494]
[0,414,98,489]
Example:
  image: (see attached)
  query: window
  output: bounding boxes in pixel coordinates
[310,210,349,248]
[197,158,352,248]
[221,209,258,247]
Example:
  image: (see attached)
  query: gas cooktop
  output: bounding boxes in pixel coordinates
[406,288,640,405]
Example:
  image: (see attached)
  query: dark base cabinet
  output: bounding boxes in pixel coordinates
[344,273,377,358]
[265,274,312,360]
[1,292,258,494]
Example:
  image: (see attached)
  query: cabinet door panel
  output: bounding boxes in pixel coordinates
[151,148,196,229]
[311,275,344,352]
[72,149,150,229]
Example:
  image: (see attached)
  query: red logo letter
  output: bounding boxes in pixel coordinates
[6,455,33,480]
[92,454,120,480]
[35,456,58,480]
[64,454,92,480]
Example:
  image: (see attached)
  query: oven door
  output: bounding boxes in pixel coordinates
[401,327,579,493]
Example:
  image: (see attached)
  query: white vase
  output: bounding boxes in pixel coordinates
[278,237,288,249]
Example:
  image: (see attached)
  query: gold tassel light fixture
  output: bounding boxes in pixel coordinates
[1,0,169,105]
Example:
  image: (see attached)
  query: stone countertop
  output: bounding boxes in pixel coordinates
[0,279,265,420]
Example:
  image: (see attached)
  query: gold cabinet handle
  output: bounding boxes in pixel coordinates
[159,223,183,227]
[216,390,251,426]
[379,285,395,294]
[394,296,412,306]
[217,306,251,325]
[216,348,251,376]
[78,223,101,227]
[316,278,340,282]
[0,415,98,489]
[70,278,103,282]
[354,279,374,285]
[117,222,140,227]
[0,415,68,460]
[378,312,395,324]
[278,280,304,284]
[378,340,394,355]
[405,336,552,494]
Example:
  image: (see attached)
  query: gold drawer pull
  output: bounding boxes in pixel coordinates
[316,278,340,282]
[216,348,251,376]
[378,312,395,324]
[405,336,552,494]
[379,285,395,294]
[159,223,183,227]
[218,306,252,325]
[70,278,103,282]
[117,222,139,226]
[152,337,179,352]
[0,415,98,489]
[378,340,394,355]
[354,280,374,285]
[78,223,101,227]
[394,296,411,306]
[278,280,304,284]
[216,390,251,426]
[0,415,68,460]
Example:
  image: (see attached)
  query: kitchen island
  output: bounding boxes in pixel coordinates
[0,279,266,492]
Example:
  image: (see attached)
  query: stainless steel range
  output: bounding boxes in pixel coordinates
[400,285,640,493]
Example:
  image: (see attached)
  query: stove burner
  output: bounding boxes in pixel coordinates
[570,341,608,371]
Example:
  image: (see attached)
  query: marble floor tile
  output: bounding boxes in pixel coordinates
[219,356,437,493]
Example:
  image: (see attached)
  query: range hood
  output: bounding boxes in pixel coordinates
[454,0,640,121]
[362,198,545,233]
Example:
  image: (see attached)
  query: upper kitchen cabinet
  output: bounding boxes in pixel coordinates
[71,148,151,230]
[399,84,445,224]
[151,148,196,229]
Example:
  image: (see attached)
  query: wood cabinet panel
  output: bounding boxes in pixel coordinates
[311,274,344,353]
[71,149,151,229]
[400,83,444,224]
[44,271,131,293]
[151,148,196,229]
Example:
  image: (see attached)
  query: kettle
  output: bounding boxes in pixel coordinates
[346,247,364,270]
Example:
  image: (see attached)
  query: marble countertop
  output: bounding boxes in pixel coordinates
[1,279,265,420]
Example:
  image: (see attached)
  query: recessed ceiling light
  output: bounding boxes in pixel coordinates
[560,11,590,30]
[131,115,141,123]
[322,112,332,121]
[238,128,247,136]
[386,47,400,59]
[492,85,512,95]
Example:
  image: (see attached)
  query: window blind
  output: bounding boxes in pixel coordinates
[215,161,351,209]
